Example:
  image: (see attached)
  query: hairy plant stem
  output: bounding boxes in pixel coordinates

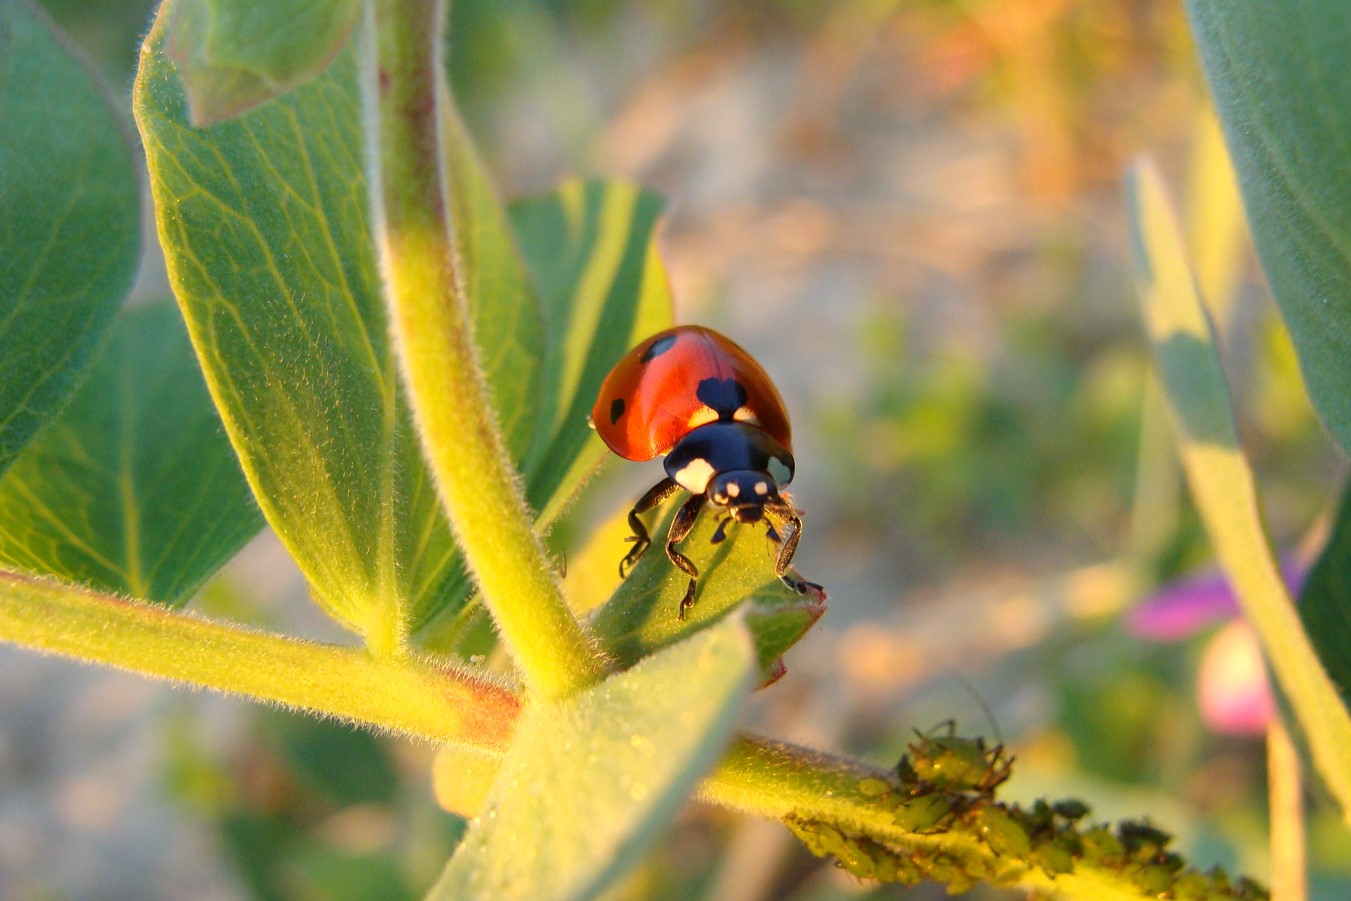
[0,566,1248,899]
[357,0,608,700]
[0,570,519,748]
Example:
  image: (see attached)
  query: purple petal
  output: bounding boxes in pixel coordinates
[1126,569,1243,641]
[1126,555,1306,642]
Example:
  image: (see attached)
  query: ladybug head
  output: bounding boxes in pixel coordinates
[707,470,778,523]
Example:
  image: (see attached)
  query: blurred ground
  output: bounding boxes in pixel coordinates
[4,0,1349,899]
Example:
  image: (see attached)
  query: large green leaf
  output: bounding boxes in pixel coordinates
[1299,481,1351,708]
[136,10,675,642]
[0,304,263,604]
[135,13,544,639]
[165,0,361,125]
[0,0,138,476]
[1184,1,1351,453]
[429,616,754,901]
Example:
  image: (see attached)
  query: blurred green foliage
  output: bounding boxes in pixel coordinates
[12,0,1351,898]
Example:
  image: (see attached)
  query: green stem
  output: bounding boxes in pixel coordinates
[698,736,1187,901]
[1267,716,1306,901]
[357,0,608,700]
[2,568,1248,900]
[0,569,519,749]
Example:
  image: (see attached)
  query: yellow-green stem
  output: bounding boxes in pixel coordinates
[358,0,608,699]
[1267,716,1306,901]
[0,570,519,749]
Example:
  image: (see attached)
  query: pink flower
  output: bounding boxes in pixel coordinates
[1126,561,1304,737]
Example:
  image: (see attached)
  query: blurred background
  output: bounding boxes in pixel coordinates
[4,0,1349,898]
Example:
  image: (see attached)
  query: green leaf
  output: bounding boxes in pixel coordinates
[0,0,138,476]
[589,502,823,679]
[165,0,361,125]
[1299,480,1351,709]
[1184,1,1351,453]
[134,15,544,640]
[511,178,675,528]
[137,12,673,644]
[1127,158,1351,825]
[0,304,264,605]
[428,616,754,901]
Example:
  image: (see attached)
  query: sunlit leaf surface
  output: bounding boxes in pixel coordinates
[137,10,673,639]
[0,0,138,476]
[429,616,754,901]
[589,501,823,677]
[1185,0,1351,453]
[0,304,263,605]
[165,0,361,124]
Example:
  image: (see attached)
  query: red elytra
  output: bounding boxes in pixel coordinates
[590,325,792,462]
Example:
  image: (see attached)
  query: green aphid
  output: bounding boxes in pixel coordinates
[974,806,1032,857]
[856,776,893,799]
[892,791,955,832]
[920,852,973,894]
[907,725,1012,794]
[1079,826,1125,866]
[1131,863,1176,896]
[1051,798,1090,822]
[1169,871,1214,901]
[1033,838,1076,877]
[1118,819,1172,856]
[1207,865,1233,893]
[1235,875,1271,900]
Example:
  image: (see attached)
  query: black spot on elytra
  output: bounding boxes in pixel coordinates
[609,397,626,424]
[696,378,748,418]
[640,334,678,363]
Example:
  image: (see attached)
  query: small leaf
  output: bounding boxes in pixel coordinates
[429,616,754,901]
[1184,0,1351,453]
[0,0,138,476]
[590,502,824,678]
[1128,158,1351,825]
[165,0,361,125]
[1299,481,1351,708]
[0,304,263,605]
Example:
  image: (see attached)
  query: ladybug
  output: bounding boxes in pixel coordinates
[591,325,823,619]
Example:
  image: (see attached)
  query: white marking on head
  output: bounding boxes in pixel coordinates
[726,481,740,498]
[673,458,716,494]
[755,480,769,496]
[768,456,792,488]
[686,407,719,430]
[732,406,761,426]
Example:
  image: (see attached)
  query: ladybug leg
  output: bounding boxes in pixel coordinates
[621,478,682,578]
[710,515,732,545]
[765,501,824,598]
[665,493,708,620]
